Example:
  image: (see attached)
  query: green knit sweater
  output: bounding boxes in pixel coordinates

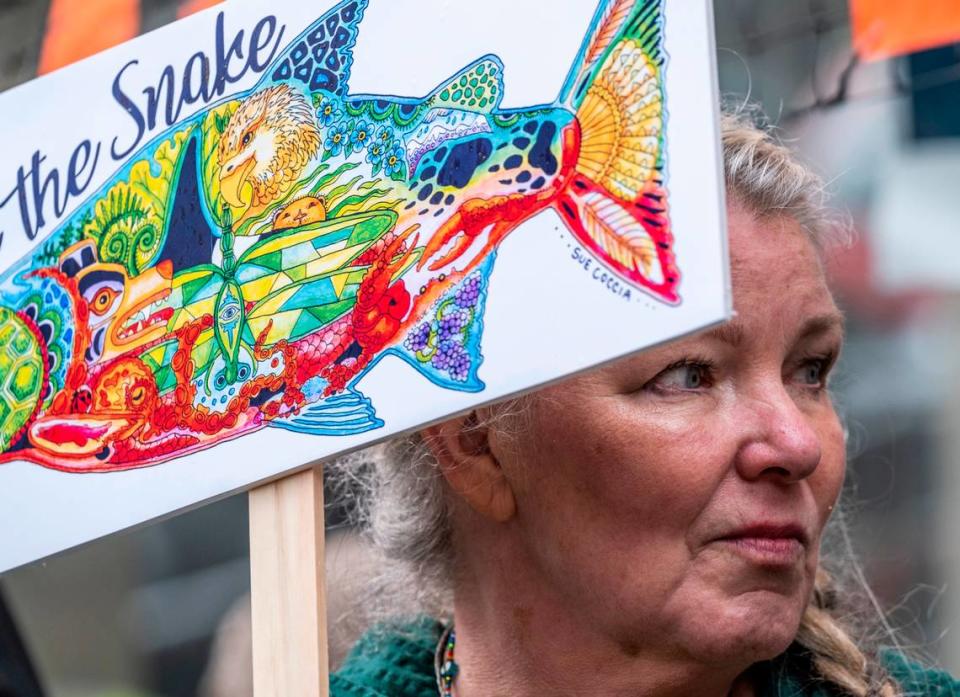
[330,618,960,697]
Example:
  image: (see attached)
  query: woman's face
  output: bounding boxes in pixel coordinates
[488,204,846,667]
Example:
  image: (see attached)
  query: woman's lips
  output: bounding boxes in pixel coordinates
[712,524,807,566]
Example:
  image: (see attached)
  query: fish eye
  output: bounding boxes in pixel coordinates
[237,364,251,381]
[215,373,227,390]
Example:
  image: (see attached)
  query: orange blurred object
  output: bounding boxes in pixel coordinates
[39,0,139,75]
[177,0,223,19]
[851,0,960,61]
[38,0,224,76]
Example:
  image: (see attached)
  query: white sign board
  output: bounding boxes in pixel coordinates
[0,0,727,572]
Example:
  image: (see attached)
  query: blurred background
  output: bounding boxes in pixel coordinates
[1,0,960,695]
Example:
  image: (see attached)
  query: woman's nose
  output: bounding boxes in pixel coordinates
[734,386,822,483]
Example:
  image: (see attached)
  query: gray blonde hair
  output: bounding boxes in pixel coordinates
[329,109,901,696]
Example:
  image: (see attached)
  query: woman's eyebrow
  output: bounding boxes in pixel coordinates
[703,312,845,348]
[706,320,746,347]
[796,312,846,342]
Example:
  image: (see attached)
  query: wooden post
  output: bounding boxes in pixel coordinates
[249,465,329,697]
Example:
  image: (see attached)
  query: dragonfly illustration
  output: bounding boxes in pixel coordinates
[154,204,405,399]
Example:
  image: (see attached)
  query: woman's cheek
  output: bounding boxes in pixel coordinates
[520,379,727,516]
[587,412,728,521]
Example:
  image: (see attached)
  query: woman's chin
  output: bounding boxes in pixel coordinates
[670,591,807,667]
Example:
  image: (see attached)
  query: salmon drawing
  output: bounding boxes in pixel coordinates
[0,0,675,472]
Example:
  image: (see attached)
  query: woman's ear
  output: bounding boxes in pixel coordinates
[422,411,517,523]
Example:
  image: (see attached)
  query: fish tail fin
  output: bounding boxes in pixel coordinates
[559,0,663,111]
[554,0,679,303]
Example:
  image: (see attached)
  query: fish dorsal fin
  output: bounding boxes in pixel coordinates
[268,0,368,97]
[429,56,504,113]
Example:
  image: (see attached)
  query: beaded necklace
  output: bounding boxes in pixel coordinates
[434,624,459,696]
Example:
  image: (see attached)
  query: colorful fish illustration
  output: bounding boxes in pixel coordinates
[0,0,675,472]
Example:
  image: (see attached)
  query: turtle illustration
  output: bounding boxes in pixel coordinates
[0,269,85,454]
[0,306,48,452]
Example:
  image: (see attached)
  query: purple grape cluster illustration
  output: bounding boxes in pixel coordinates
[438,310,469,341]
[402,271,484,383]
[431,341,471,382]
[404,322,432,353]
[454,274,481,309]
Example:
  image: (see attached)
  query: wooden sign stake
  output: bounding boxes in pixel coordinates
[249,465,329,697]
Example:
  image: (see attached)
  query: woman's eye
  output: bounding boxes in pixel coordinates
[242,132,252,146]
[646,361,714,393]
[792,356,832,389]
[801,363,822,385]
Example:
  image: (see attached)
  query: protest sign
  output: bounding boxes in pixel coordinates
[0,0,726,574]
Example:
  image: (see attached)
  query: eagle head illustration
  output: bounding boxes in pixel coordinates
[218,84,322,218]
